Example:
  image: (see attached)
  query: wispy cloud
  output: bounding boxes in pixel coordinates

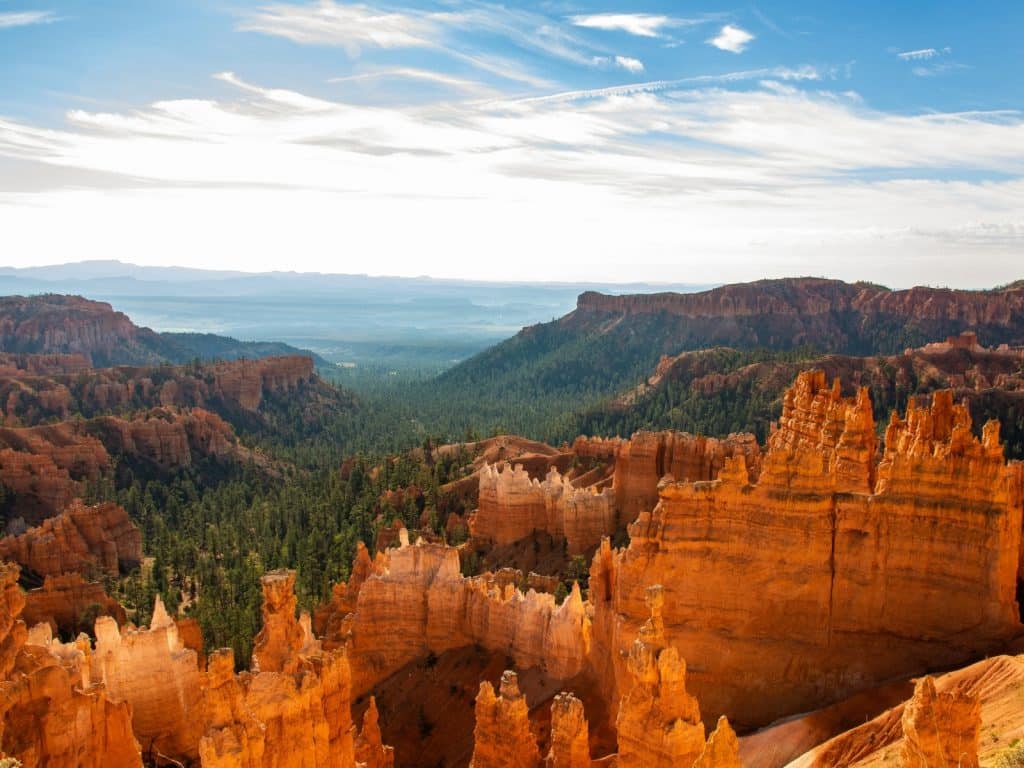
[897,48,940,61]
[912,62,968,77]
[1,70,1022,285]
[614,56,644,74]
[708,24,754,53]
[0,10,58,29]
[238,3,434,54]
[570,13,679,38]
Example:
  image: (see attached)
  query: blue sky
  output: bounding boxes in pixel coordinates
[0,1,1022,286]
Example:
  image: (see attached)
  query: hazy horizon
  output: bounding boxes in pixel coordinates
[1,2,1021,288]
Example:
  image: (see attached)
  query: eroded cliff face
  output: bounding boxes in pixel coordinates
[0,500,142,578]
[328,536,591,697]
[0,354,317,428]
[0,407,262,525]
[470,431,761,558]
[474,464,615,556]
[0,563,143,768]
[589,371,1024,729]
[22,573,126,637]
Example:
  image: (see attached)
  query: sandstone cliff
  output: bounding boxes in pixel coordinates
[0,500,141,578]
[589,371,1024,729]
[22,573,126,637]
[0,562,143,767]
[326,534,591,696]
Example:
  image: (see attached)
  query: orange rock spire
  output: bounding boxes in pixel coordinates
[470,670,542,768]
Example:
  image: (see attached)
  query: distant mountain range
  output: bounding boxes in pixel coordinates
[0,260,712,368]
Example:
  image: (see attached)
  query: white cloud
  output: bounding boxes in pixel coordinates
[570,13,672,38]
[708,24,754,53]
[238,3,433,55]
[1,72,1022,286]
[897,48,938,61]
[615,56,644,74]
[0,10,58,29]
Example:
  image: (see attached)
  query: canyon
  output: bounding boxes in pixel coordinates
[2,350,1024,765]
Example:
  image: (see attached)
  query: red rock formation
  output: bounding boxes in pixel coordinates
[576,279,1024,327]
[900,676,980,768]
[589,371,1024,729]
[22,573,126,637]
[0,295,158,366]
[0,500,141,577]
[208,355,314,411]
[0,352,91,377]
[611,431,762,525]
[355,696,396,768]
[0,563,26,679]
[474,463,615,555]
[615,586,705,768]
[0,562,143,767]
[693,718,741,768]
[470,670,541,768]
[335,535,591,696]
[251,569,307,675]
[546,692,590,768]
[198,571,360,768]
[90,596,205,759]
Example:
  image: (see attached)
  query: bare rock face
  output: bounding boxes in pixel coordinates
[0,563,26,679]
[22,573,126,637]
[590,371,1024,729]
[545,692,590,768]
[355,696,396,768]
[612,431,762,526]
[0,295,155,366]
[251,569,306,675]
[0,562,143,767]
[334,536,590,696]
[475,463,615,555]
[900,676,980,768]
[198,576,359,768]
[0,500,141,578]
[90,596,205,759]
[208,355,315,412]
[693,717,741,768]
[470,670,541,768]
[615,586,705,768]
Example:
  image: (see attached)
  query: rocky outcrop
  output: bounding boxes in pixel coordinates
[22,573,126,637]
[470,670,541,768]
[355,697,395,768]
[0,500,142,578]
[615,586,705,768]
[590,371,1024,729]
[474,464,615,555]
[333,536,591,696]
[545,692,590,768]
[577,279,1024,329]
[900,676,980,768]
[693,718,741,768]
[611,431,762,525]
[0,425,111,523]
[251,569,307,674]
[198,571,359,768]
[0,563,143,767]
[0,295,167,366]
[471,431,760,557]
[90,596,205,759]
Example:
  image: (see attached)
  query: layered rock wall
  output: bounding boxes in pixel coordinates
[590,371,1024,729]
[334,537,591,695]
[0,500,141,578]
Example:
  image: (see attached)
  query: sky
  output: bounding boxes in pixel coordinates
[0,1,1022,288]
